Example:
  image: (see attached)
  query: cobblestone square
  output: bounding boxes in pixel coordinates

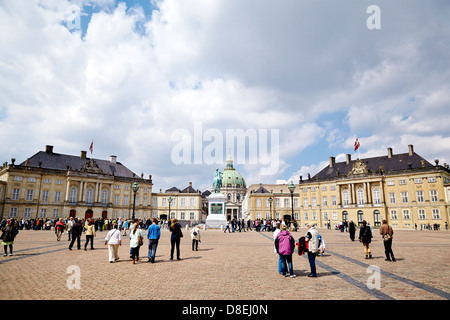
[0,227,449,302]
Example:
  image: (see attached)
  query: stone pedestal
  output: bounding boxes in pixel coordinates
[206,193,227,228]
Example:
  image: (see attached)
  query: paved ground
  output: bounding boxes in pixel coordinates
[0,226,449,301]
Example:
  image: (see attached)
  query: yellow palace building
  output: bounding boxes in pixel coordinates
[296,145,449,229]
[0,145,153,221]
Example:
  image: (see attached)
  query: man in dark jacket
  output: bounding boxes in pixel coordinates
[349,220,356,241]
[69,218,83,250]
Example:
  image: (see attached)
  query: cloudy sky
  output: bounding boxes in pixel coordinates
[1,0,449,193]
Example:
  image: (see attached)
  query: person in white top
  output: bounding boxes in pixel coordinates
[305,224,319,277]
[273,223,284,274]
[104,224,122,263]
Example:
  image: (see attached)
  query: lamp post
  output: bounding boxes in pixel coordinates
[268,196,273,220]
[288,181,296,227]
[168,196,173,221]
[132,182,139,220]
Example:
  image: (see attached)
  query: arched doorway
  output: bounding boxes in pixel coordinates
[373,210,381,227]
[85,209,93,220]
[102,211,108,220]
[357,210,364,225]
[69,210,76,218]
[342,211,348,222]
[160,214,168,221]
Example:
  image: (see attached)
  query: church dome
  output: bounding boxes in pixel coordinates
[221,155,246,188]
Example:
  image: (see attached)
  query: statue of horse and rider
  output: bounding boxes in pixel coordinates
[213,169,222,193]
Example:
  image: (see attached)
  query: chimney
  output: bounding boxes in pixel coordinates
[81,151,87,159]
[110,155,117,164]
[189,182,192,188]
[45,145,54,154]
[330,157,335,168]
[346,154,351,164]
[408,144,414,156]
[388,148,393,159]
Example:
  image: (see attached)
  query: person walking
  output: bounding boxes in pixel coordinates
[67,216,74,241]
[380,220,396,261]
[224,219,231,233]
[275,224,296,278]
[1,219,19,256]
[359,220,373,259]
[190,224,201,251]
[169,219,183,260]
[318,235,326,256]
[273,222,285,275]
[84,219,96,250]
[104,224,121,263]
[130,222,143,264]
[69,218,83,250]
[348,220,356,241]
[147,218,161,263]
[55,218,65,241]
[305,224,319,277]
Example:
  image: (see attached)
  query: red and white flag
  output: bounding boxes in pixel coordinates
[354,138,360,151]
[89,140,94,154]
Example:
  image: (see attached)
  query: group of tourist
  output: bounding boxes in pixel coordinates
[224,218,299,233]
[103,218,200,264]
[271,218,397,278]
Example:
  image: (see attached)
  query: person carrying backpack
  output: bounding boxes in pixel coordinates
[359,220,373,259]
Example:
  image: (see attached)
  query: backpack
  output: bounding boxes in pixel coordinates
[297,236,309,256]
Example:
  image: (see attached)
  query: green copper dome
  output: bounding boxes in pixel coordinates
[222,155,246,188]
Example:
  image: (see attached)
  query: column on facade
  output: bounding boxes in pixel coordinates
[337,185,342,206]
[65,179,71,202]
[379,181,384,204]
[348,183,353,205]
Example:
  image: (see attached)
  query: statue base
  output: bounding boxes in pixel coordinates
[206,192,227,228]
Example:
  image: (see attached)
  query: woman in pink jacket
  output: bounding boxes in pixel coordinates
[275,225,296,278]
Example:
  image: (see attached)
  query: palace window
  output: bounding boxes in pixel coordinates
[12,189,20,200]
[373,188,381,204]
[389,192,396,204]
[430,190,438,202]
[432,209,440,219]
[342,190,349,206]
[69,188,77,204]
[86,189,93,205]
[26,190,33,201]
[42,191,49,202]
[24,208,32,218]
[416,191,424,203]
[357,189,364,206]
[390,210,398,220]
[10,208,18,218]
[403,210,411,220]
[101,190,108,205]
[401,191,409,203]
[418,209,426,220]
[55,191,61,202]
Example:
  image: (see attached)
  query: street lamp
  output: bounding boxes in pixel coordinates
[132,182,139,220]
[268,196,273,220]
[288,181,296,227]
[168,196,173,220]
